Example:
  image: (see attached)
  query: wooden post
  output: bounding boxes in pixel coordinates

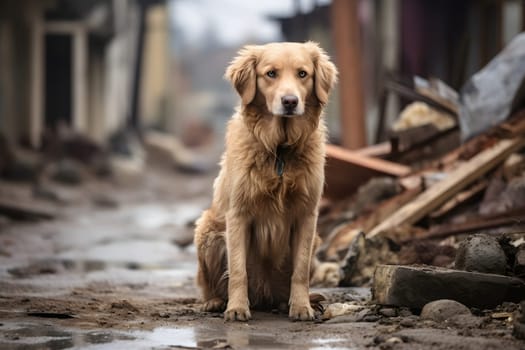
[30,18,44,148]
[45,22,88,135]
[0,21,15,144]
[72,26,88,133]
[331,0,367,149]
[522,0,525,31]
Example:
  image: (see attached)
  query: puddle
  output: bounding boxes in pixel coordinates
[311,337,357,350]
[6,257,196,278]
[7,259,107,278]
[131,203,203,229]
[0,322,291,350]
[0,322,133,350]
[132,325,290,349]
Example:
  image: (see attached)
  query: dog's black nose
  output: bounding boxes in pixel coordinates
[281,95,298,111]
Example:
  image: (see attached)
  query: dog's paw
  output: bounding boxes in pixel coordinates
[289,303,315,321]
[224,305,251,321]
[311,262,342,287]
[202,297,226,312]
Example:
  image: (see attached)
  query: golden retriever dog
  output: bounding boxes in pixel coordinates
[194,42,338,321]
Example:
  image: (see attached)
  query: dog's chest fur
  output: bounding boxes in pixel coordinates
[216,115,325,271]
[239,143,318,265]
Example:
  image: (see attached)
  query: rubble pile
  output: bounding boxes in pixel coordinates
[317,35,525,333]
[319,109,525,287]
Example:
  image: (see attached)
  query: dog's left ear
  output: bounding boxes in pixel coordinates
[305,41,338,106]
[225,45,261,106]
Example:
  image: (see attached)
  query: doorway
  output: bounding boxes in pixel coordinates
[44,33,72,130]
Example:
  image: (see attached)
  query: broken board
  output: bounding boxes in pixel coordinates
[373,264,525,309]
[368,137,525,237]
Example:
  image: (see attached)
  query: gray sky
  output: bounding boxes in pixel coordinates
[169,0,331,46]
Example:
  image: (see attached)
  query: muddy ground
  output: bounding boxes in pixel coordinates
[0,162,523,349]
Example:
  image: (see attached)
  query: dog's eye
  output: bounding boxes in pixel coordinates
[298,70,307,78]
[266,70,277,78]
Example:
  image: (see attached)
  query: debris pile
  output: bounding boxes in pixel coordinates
[317,34,525,320]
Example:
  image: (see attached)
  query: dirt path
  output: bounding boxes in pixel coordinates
[0,165,523,349]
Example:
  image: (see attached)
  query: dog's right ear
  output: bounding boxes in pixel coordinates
[225,45,260,106]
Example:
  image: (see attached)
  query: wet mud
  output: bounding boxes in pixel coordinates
[0,168,524,349]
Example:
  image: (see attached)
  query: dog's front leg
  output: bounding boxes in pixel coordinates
[224,211,251,321]
[289,214,316,321]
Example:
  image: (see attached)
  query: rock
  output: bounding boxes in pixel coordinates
[322,302,364,320]
[448,314,483,328]
[324,308,370,323]
[420,299,471,322]
[51,159,83,185]
[399,317,417,327]
[363,315,380,322]
[379,308,397,317]
[385,336,403,344]
[372,264,525,309]
[398,307,413,317]
[454,234,507,275]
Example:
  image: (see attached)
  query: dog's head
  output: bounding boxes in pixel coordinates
[225,42,337,117]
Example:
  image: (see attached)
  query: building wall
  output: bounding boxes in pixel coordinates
[0,0,166,146]
[140,3,170,129]
[0,0,44,146]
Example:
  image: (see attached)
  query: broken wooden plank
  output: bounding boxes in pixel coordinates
[353,142,391,158]
[390,124,442,153]
[324,144,411,200]
[373,264,525,309]
[429,180,488,219]
[0,198,56,221]
[367,137,525,238]
[411,206,525,242]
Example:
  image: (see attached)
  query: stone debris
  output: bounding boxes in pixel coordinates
[321,302,364,320]
[454,234,507,275]
[420,299,471,322]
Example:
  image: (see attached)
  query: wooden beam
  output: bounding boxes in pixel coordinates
[373,264,525,309]
[412,207,525,242]
[72,26,88,134]
[324,144,411,200]
[0,199,56,221]
[523,0,525,32]
[30,17,44,148]
[353,142,391,158]
[429,180,488,219]
[368,137,525,238]
[331,0,366,149]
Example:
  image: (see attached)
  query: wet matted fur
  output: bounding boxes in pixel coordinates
[194,42,338,321]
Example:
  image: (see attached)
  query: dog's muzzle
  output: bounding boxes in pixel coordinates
[281,95,298,115]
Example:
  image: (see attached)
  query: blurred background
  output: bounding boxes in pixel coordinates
[1,3,525,347]
[1,0,524,161]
